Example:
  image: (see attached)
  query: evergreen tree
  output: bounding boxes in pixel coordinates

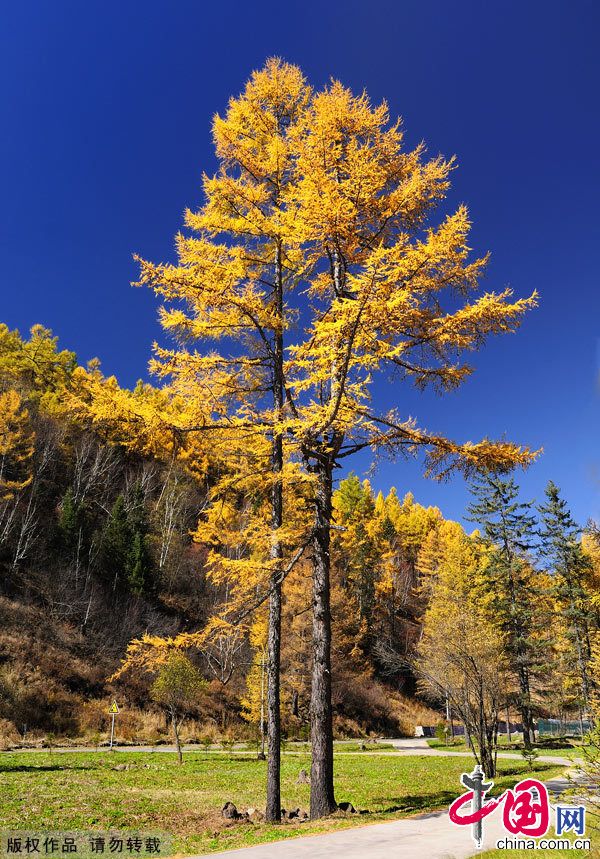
[127,483,146,532]
[467,472,540,746]
[58,488,82,551]
[127,530,152,596]
[125,482,153,595]
[99,495,131,591]
[538,481,593,710]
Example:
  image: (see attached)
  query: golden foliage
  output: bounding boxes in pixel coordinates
[112,59,539,683]
[0,389,34,500]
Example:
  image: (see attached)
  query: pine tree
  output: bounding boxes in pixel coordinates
[127,531,152,596]
[58,488,82,551]
[99,495,131,592]
[467,473,540,746]
[125,482,153,595]
[538,481,593,710]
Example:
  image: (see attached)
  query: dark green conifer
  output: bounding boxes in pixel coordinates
[58,488,82,551]
[538,481,593,709]
[468,472,540,747]
[99,494,131,591]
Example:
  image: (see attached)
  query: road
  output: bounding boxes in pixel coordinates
[188,808,510,859]
[381,736,576,766]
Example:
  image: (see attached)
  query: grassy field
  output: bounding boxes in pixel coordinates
[0,749,567,856]
[426,736,582,758]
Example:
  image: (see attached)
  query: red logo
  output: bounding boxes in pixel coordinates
[450,768,550,847]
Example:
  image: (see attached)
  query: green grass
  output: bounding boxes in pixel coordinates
[480,851,591,858]
[330,741,395,752]
[0,750,566,855]
[426,735,581,758]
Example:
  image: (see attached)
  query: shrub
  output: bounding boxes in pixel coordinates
[0,718,20,750]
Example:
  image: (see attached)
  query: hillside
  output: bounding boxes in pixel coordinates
[0,323,443,746]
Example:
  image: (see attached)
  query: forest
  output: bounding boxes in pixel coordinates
[0,321,444,741]
[2,59,599,825]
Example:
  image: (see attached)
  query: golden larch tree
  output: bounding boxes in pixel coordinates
[133,59,311,821]
[115,61,537,819]
[0,389,34,500]
[278,79,537,816]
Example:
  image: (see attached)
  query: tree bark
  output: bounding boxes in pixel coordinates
[172,714,183,764]
[266,532,282,820]
[309,455,337,818]
[504,554,534,748]
[516,661,534,748]
[566,578,591,712]
[265,240,284,823]
[480,733,497,778]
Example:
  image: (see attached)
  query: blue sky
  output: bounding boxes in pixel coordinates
[2,0,599,527]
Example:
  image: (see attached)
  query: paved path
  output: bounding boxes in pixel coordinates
[5,737,576,766]
[380,736,576,766]
[188,809,509,859]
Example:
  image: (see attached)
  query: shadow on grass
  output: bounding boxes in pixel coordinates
[366,790,457,814]
[535,738,577,750]
[365,765,562,815]
[0,764,95,773]
[497,763,557,777]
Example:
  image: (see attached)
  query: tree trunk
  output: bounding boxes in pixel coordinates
[516,663,534,748]
[480,731,497,778]
[172,714,183,764]
[501,533,535,748]
[506,583,534,747]
[309,455,337,818]
[266,531,282,821]
[446,692,453,744]
[265,240,284,823]
[569,588,591,712]
[307,244,343,819]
